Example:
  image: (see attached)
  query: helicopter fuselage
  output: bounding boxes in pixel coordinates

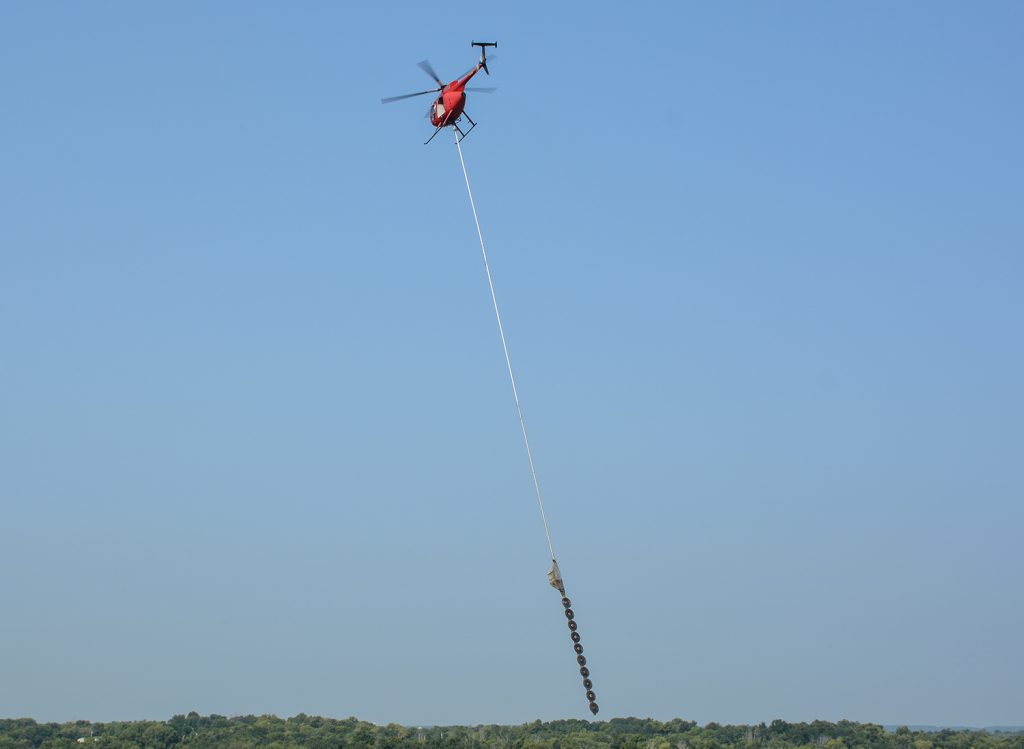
[428,65,482,127]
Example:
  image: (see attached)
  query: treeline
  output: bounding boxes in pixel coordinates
[2,715,1022,749]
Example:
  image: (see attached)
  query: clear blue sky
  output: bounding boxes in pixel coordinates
[1,0,1022,729]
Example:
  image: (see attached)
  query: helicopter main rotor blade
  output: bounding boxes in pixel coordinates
[381,88,440,104]
[417,59,444,86]
[465,87,497,93]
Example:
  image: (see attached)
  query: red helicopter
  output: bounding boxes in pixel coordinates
[381,41,497,144]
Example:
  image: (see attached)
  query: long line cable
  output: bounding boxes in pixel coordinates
[454,126,599,716]
[454,129,556,562]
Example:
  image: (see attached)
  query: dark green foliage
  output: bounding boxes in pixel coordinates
[1,717,1021,749]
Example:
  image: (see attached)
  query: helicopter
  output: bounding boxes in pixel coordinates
[381,41,497,144]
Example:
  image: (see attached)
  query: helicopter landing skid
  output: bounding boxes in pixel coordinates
[423,115,477,146]
[455,113,477,143]
[424,126,444,145]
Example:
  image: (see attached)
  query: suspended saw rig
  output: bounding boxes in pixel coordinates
[381,41,497,144]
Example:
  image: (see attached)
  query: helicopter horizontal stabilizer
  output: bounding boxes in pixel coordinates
[471,41,497,75]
